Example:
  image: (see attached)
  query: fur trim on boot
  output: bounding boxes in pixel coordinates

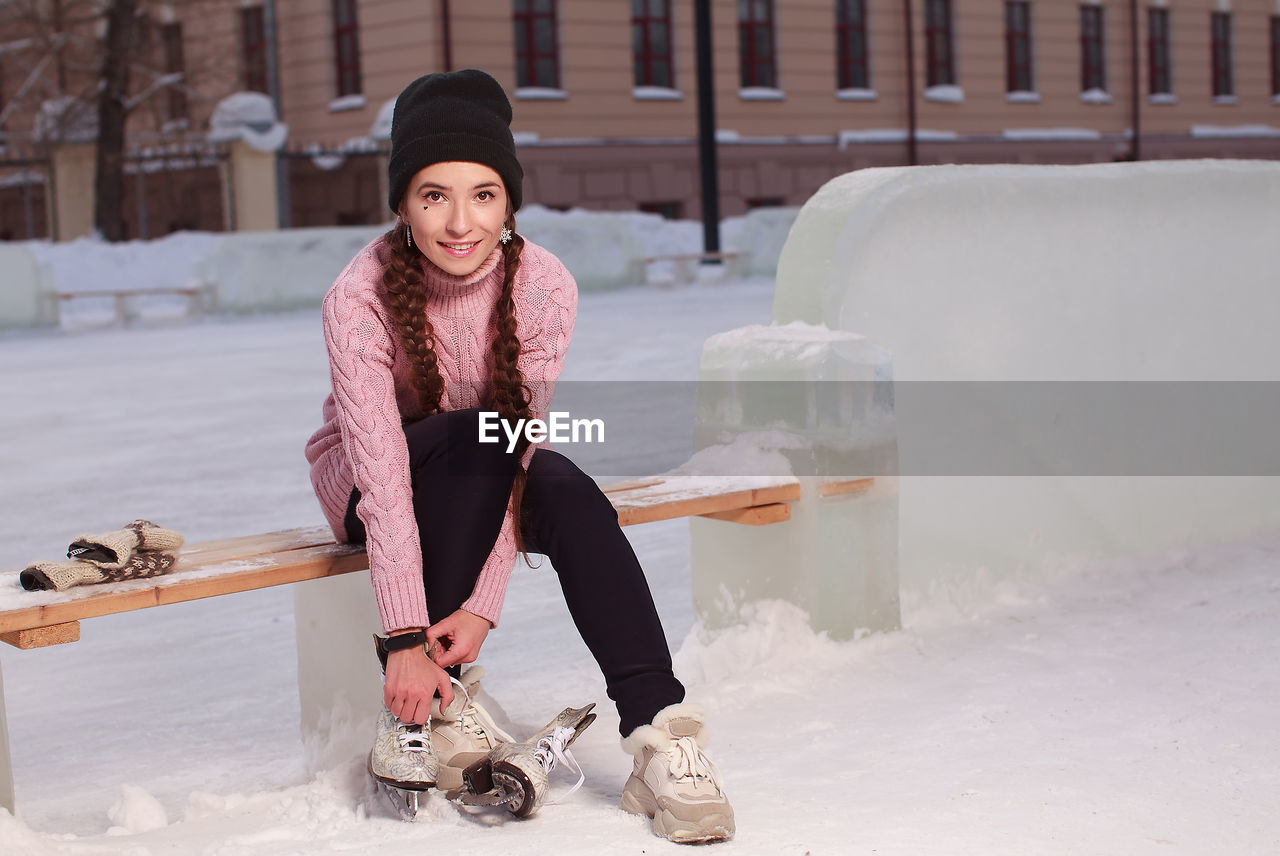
[620,703,710,756]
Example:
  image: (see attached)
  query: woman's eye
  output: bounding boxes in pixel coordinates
[476,191,494,202]
[424,191,444,203]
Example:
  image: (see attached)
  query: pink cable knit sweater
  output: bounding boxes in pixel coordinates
[304,235,577,633]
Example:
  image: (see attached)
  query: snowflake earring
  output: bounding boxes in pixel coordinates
[499,226,513,245]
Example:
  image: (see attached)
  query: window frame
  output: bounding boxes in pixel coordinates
[1079,4,1107,93]
[1147,7,1172,95]
[1271,15,1280,98]
[241,6,269,95]
[835,0,870,91]
[161,21,187,122]
[514,0,561,90]
[924,0,956,88]
[1004,0,1033,93]
[737,0,778,90]
[332,0,362,98]
[1210,11,1233,98]
[632,0,675,89]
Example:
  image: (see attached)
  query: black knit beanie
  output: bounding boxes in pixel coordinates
[386,69,523,214]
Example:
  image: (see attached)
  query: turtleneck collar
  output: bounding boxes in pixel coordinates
[419,246,505,319]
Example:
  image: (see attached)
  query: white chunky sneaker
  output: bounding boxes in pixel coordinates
[430,666,516,792]
[368,706,438,790]
[620,704,735,843]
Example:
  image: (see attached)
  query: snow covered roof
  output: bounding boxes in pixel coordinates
[207,92,288,152]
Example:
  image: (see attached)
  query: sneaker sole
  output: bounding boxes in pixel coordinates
[620,775,734,843]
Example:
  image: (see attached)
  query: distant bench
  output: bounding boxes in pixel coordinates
[632,251,744,286]
[49,285,213,326]
[0,475,873,650]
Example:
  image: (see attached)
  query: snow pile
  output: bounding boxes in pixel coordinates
[208,92,289,152]
[106,785,168,835]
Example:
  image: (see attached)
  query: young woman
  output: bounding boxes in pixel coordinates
[303,69,734,844]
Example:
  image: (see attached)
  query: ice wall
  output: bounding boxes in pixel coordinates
[707,159,1280,603]
[196,226,385,314]
[0,245,56,330]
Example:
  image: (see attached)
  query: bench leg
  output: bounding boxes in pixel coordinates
[691,477,901,640]
[0,660,16,815]
[292,572,384,773]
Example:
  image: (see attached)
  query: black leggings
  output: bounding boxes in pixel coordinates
[345,407,685,735]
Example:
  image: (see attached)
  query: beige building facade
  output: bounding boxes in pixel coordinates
[2,0,1279,238]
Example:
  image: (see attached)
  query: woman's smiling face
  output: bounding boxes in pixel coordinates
[401,161,509,276]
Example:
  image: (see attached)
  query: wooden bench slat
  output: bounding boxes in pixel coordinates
[0,543,369,635]
[0,622,80,649]
[614,482,802,526]
[1,476,867,646]
[177,526,337,563]
[818,478,876,498]
[700,503,792,526]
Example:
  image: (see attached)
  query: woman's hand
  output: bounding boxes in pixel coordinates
[384,637,452,724]
[427,609,491,669]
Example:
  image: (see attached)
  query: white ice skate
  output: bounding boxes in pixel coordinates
[454,703,597,818]
[368,706,438,821]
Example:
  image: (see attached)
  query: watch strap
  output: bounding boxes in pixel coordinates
[383,630,427,652]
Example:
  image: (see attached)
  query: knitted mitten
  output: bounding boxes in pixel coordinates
[20,552,179,592]
[67,519,184,570]
[20,560,106,592]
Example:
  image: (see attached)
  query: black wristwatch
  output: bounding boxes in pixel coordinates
[383,630,428,652]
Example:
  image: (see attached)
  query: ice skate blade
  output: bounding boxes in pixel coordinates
[375,779,429,822]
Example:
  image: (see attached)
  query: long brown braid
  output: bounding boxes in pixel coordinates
[380,217,535,559]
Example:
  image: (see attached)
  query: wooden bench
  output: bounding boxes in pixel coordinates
[631,251,745,287]
[0,475,873,650]
[49,285,212,326]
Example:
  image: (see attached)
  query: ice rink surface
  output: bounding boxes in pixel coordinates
[1,273,1277,854]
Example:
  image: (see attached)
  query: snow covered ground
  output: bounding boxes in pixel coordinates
[1,266,1278,855]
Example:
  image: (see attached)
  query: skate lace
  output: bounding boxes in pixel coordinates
[534,725,585,800]
[449,676,515,746]
[394,721,431,753]
[668,736,720,791]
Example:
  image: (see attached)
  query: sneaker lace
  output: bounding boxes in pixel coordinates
[534,725,585,800]
[668,735,720,791]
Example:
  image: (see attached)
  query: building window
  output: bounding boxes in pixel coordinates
[162,22,187,121]
[738,0,776,89]
[924,0,955,87]
[1210,11,1233,97]
[514,0,560,89]
[1004,1,1032,92]
[1272,16,1280,97]
[1148,7,1171,95]
[332,0,362,97]
[632,0,673,88]
[1080,5,1106,92]
[836,0,869,90]
[639,200,683,220]
[241,6,268,94]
